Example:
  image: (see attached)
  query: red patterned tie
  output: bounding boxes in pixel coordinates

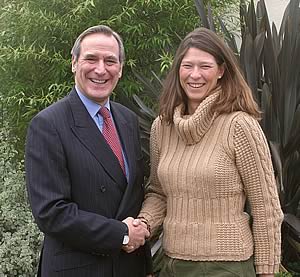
[99,107,125,175]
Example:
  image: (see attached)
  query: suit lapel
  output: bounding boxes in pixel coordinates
[110,102,135,185]
[111,103,140,219]
[67,89,126,185]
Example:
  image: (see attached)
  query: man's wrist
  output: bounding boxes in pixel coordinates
[122,224,129,245]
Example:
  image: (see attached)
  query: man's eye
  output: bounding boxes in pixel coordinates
[106,60,117,65]
[85,58,96,63]
[182,64,192,68]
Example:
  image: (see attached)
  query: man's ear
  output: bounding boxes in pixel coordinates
[118,66,123,78]
[71,57,77,73]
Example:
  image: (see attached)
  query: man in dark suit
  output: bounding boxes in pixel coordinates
[25,25,152,277]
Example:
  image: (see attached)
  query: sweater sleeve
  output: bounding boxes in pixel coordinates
[138,117,167,236]
[233,114,284,274]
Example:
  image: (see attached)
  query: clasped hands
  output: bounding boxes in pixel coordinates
[122,217,150,253]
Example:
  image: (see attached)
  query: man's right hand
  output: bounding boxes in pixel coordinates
[122,217,150,253]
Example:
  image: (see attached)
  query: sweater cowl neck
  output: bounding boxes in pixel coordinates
[173,87,221,145]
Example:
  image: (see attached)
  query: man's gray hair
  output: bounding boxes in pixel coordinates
[71,25,125,63]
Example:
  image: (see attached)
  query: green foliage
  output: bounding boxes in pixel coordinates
[0,0,239,154]
[275,273,293,277]
[0,124,42,276]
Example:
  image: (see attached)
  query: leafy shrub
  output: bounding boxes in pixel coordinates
[0,124,42,276]
[0,0,239,155]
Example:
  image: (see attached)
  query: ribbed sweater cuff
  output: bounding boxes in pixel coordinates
[138,212,152,225]
[255,263,280,274]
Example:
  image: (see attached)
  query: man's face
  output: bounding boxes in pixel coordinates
[72,33,123,105]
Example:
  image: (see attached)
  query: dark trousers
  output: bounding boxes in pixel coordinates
[159,255,256,277]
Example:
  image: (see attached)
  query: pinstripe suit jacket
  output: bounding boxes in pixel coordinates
[25,88,151,277]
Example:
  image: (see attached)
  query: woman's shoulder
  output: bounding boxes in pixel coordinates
[221,111,267,149]
[217,111,262,146]
[219,111,259,129]
[151,115,171,132]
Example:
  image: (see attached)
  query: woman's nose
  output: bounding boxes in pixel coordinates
[190,67,202,79]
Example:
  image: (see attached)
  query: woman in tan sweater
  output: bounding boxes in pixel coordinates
[137,28,283,276]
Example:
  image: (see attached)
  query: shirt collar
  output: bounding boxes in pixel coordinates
[75,85,111,117]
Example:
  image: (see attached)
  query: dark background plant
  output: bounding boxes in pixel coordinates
[238,0,300,274]
[133,0,300,275]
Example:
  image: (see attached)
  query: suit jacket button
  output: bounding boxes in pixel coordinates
[100,185,106,192]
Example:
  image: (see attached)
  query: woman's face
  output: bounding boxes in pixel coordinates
[179,47,224,114]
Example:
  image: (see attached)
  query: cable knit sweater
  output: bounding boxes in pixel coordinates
[139,90,284,274]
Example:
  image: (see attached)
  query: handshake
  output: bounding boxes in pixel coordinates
[122,217,150,253]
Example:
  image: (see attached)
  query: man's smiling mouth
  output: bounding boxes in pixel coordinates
[90,78,107,84]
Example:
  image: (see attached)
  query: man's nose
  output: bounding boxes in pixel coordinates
[94,60,106,74]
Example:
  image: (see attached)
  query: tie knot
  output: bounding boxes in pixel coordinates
[99,107,110,120]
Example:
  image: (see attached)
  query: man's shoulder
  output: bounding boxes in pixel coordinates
[32,90,74,123]
[39,96,69,116]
